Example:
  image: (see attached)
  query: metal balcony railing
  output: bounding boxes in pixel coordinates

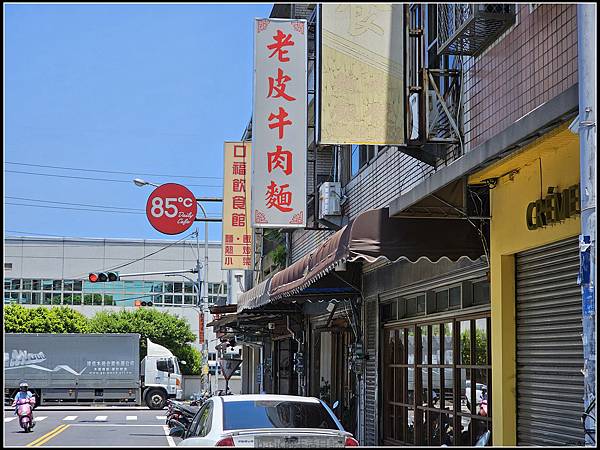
[437,4,516,56]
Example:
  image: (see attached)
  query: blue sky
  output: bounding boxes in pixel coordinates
[4,3,273,242]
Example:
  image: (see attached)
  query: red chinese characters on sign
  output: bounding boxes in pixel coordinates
[223,142,252,270]
[268,107,292,140]
[253,20,306,227]
[268,68,296,101]
[233,179,246,193]
[232,196,246,210]
[267,29,295,62]
[232,213,246,227]
[233,162,246,175]
[266,181,293,212]
[267,145,293,175]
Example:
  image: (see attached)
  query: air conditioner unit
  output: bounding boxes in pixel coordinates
[319,182,342,219]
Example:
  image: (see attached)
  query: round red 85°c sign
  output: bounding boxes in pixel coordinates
[146,183,197,235]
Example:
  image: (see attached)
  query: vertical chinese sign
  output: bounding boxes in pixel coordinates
[252,18,307,228]
[222,142,253,270]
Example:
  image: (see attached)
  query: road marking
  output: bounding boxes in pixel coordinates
[26,424,70,447]
[5,417,17,422]
[63,416,78,421]
[126,416,138,421]
[68,424,165,427]
[94,415,108,422]
[156,415,167,420]
[163,425,176,447]
[34,416,47,422]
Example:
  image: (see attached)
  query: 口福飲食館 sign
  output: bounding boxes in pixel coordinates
[222,142,253,270]
[252,18,307,228]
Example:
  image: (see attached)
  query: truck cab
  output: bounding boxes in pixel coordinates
[141,339,184,409]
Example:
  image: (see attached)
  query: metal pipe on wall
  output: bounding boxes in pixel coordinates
[577,4,597,446]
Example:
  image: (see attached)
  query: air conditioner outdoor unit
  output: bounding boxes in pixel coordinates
[319,182,342,219]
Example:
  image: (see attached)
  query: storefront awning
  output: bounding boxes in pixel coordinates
[236,277,272,313]
[269,207,485,300]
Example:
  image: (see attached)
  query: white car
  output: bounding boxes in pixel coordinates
[174,394,359,447]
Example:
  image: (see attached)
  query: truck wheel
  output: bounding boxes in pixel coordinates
[145,389,167,410]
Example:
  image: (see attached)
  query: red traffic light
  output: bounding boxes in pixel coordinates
[136,300,153,307]
[88,272,119,283]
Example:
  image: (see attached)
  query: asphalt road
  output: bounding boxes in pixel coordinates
[3,408,182,447]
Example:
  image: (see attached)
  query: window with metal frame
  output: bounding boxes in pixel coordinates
[382,315,491,446]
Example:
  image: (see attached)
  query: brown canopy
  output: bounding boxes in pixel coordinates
[269,207,485,300]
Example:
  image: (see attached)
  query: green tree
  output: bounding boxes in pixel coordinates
[460,329,487,365]
[3,305,89,333]
[87,308,201,375]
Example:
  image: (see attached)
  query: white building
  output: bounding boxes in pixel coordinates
[3,235,244,394]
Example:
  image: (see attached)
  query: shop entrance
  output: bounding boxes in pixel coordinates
[310,319,357,436]
[273,338,298,396]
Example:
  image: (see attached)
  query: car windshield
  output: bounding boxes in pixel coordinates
[222,400,339,431]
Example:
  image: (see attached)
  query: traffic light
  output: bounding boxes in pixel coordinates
[88,272,119,283]
[134,300,154,307]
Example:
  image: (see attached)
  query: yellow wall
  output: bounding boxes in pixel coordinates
[469,124,580,445]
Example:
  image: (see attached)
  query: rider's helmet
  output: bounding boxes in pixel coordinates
[19,382,29,392]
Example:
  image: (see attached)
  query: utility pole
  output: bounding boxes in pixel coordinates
[577,4,596,446]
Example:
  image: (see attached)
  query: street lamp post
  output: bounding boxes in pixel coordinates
[133,177,223,394]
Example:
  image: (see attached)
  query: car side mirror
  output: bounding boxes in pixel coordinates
[332,401,340,410]
[169,425,185,438]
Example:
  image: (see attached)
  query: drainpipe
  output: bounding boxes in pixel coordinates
[577,4,596,446]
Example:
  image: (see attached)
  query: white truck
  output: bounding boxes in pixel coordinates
[4,333,184,409]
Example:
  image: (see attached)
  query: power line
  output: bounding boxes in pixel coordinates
[6,161,224,180]
[5,198,222,216]
[6,196,141,212]
[6,170,223,188]
[6,202,145,215]
[102,231,198,273]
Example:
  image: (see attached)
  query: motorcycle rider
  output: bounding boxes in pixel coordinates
[12,382,35,427]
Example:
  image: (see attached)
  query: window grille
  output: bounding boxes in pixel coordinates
[437,4,516,56]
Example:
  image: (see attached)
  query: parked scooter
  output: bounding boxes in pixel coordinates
[13,397,36,432]
[166,399,198,430]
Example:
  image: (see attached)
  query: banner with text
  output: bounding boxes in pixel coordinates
[222,142,253,270]
[252,18,307,228]
[319,4,405,145]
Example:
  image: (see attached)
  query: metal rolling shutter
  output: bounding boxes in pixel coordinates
[363,299,379,446]
[516,237,584,446]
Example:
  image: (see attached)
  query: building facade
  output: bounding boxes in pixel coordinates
[211,2,593,447]
[4,236,244,394]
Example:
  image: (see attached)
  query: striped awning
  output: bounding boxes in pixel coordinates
[236,277,272,313]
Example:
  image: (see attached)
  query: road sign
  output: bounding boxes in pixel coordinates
[146,183,197,235]
[219,358,242,381]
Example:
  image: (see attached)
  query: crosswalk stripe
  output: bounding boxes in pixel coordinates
[126,416,137,421]
[156,415,167,420]
[4,417,17,422]
[34,416,47,422]
[63,416,78,421]
[94,416,108,422]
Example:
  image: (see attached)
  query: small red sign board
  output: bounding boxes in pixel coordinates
[146,183,197,235]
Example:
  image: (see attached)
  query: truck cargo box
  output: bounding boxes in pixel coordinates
[4,333,141,391]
